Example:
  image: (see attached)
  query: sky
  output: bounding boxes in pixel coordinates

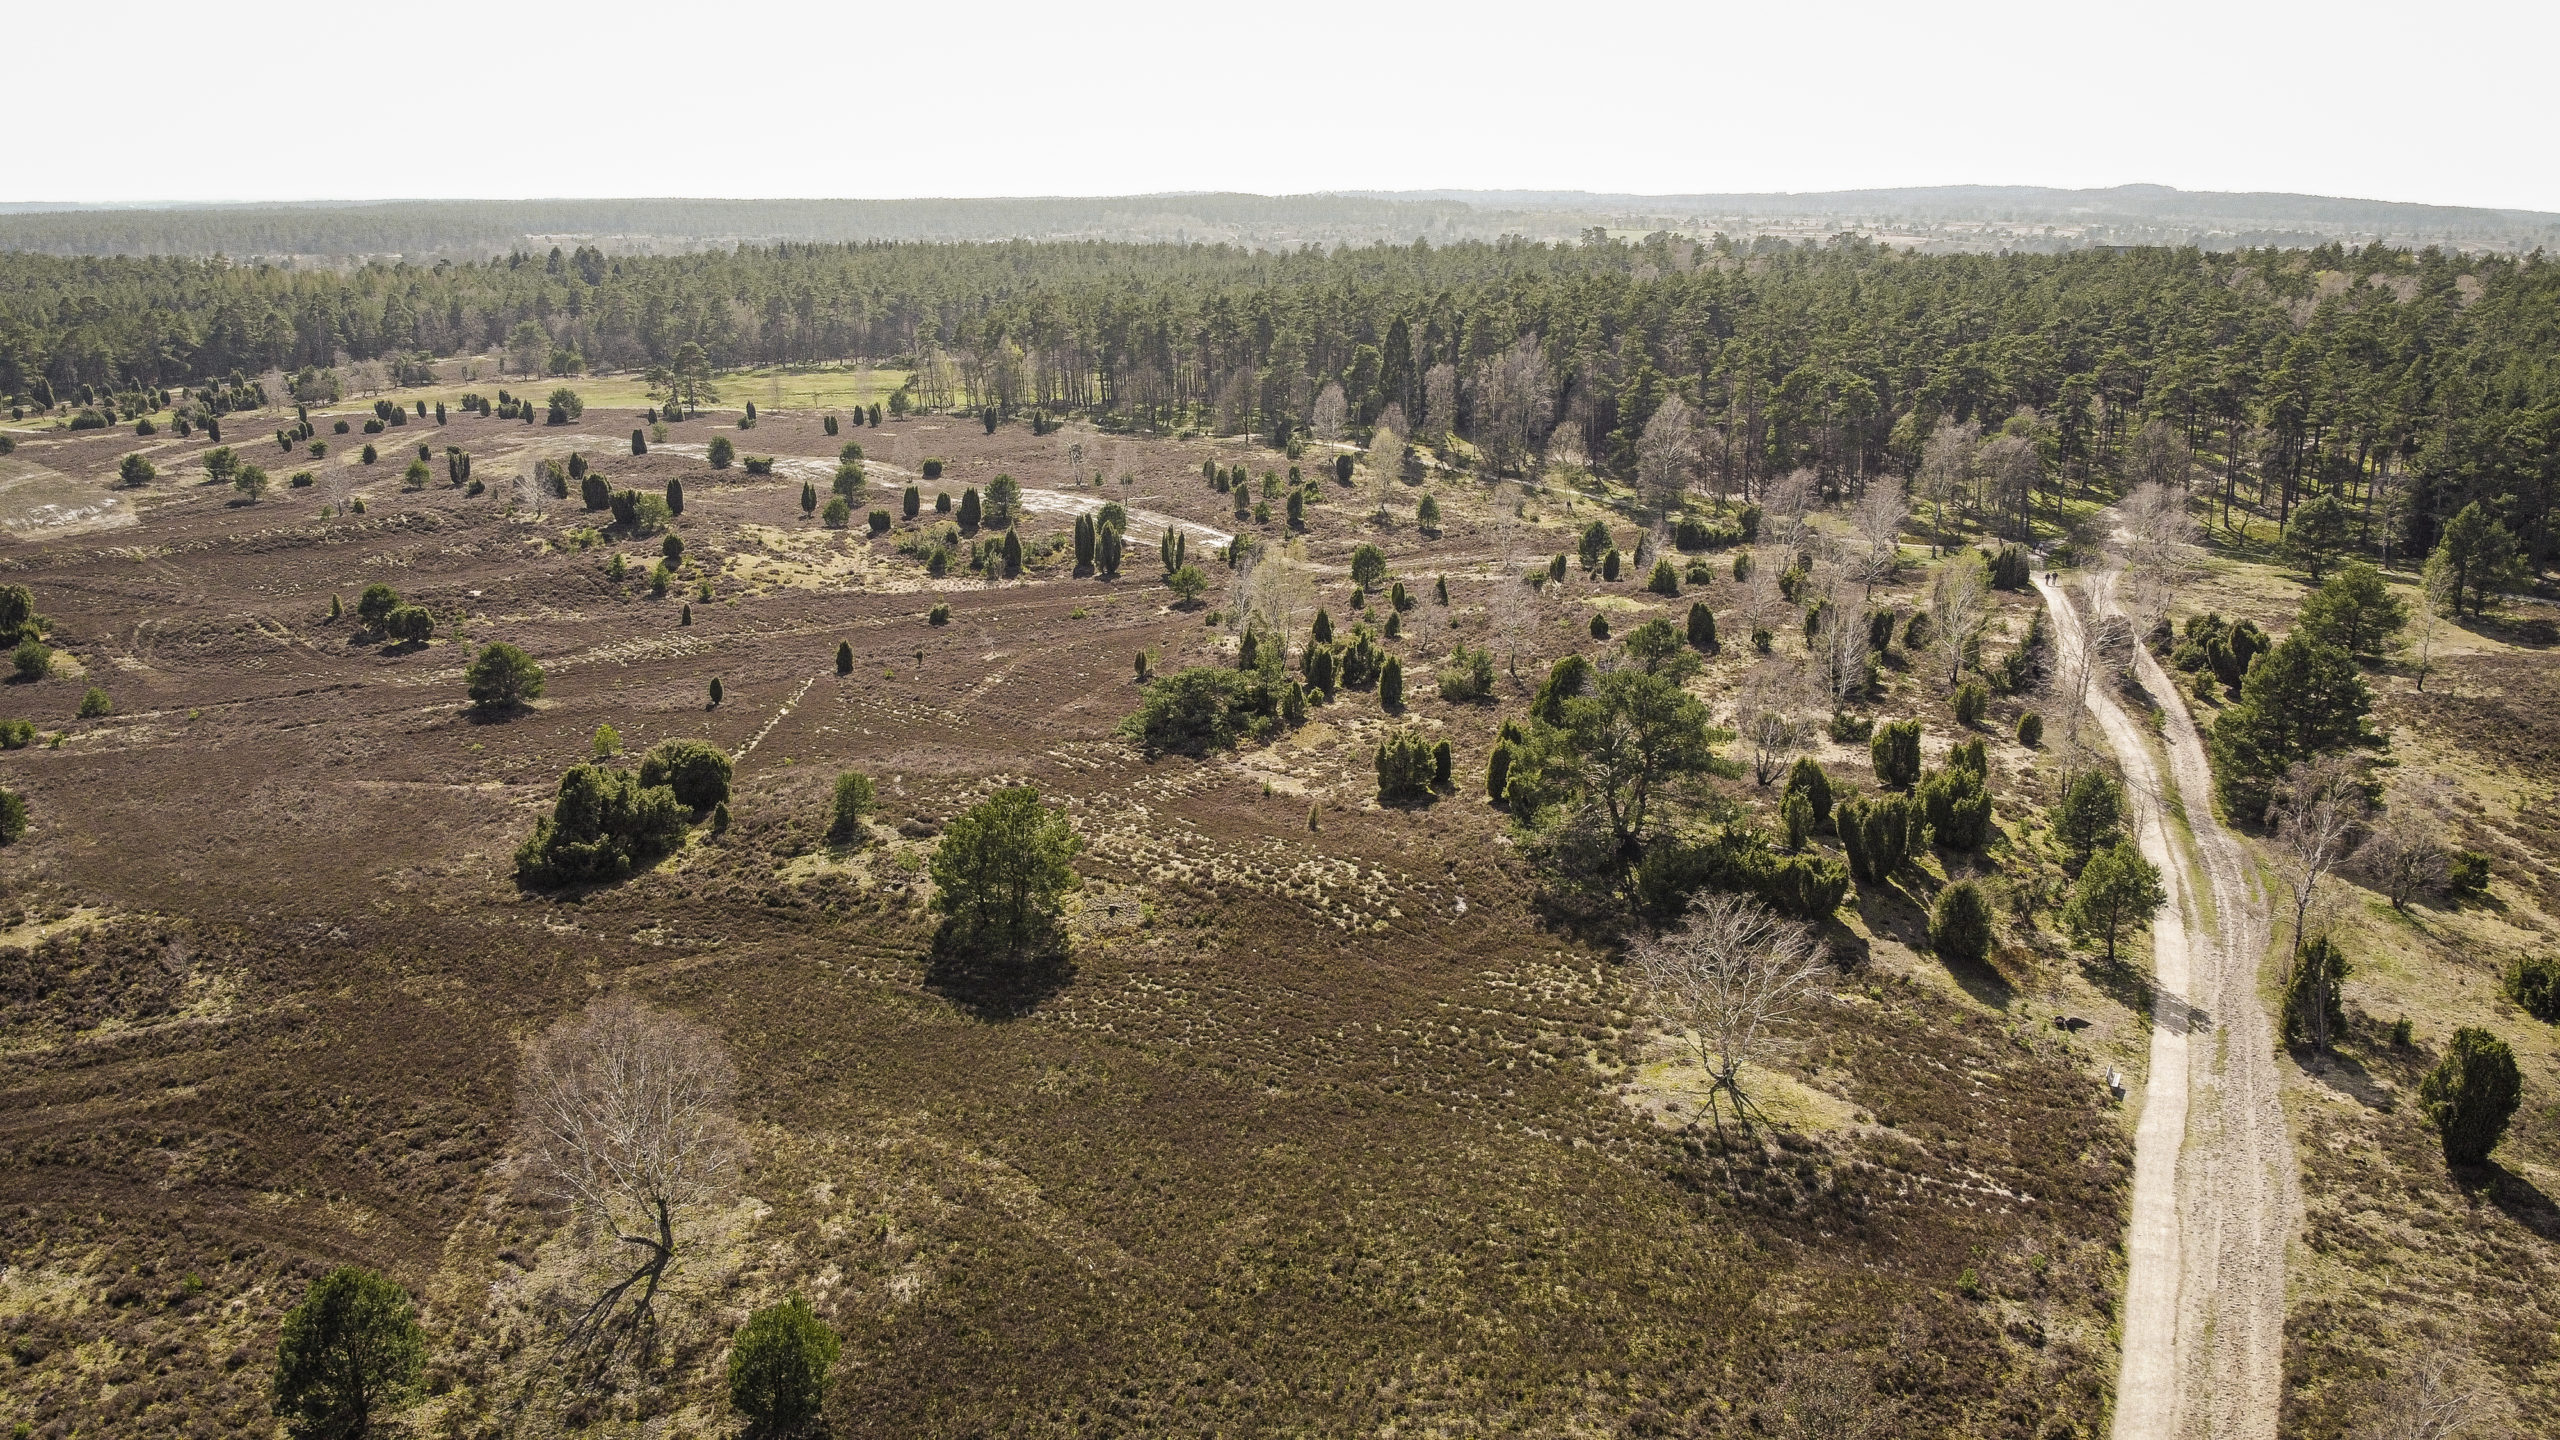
[15,0,2556,214]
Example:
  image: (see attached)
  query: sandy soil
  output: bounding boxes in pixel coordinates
[2042,567,2293,1440]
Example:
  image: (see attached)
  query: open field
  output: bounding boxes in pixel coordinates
[0,405,2144,1437]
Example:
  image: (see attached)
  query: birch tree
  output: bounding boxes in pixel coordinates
[1635,394,1700,522]
[1309,381,1348,444]
[516,994,741,1355]
[1471,337,1552,478]
[1927,549,1991,686]
[1629,894,1831,1132]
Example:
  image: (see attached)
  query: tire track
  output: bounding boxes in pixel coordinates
[2040,568,2291,1440]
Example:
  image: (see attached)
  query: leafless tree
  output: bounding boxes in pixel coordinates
[1309,381,1348,444]
[1232,537,1316,651]
[1813,579,1874,716]
[2118,481,2201,586]
[1471,337,1552,478]
[1366,413,1406,522]
[2126,419,2195,492]
[1927,549,1991,686]
[1914,417,1979,550]
[1487,571,1544,682]
[516,994,741,1355]
[2354,805,2449,911]
[1737,667,1812,785]
[1979,433,2042,540]
[1847,478,1909,595]
[2359,1350,2501,1440]
[1421,362,1458,448]
[2270,753,2368,970]
[1628,893,1831,1132]
[1635,394,1700,522]
[1761,468,1818,556]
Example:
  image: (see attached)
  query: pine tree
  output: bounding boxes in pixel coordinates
[631,428,646,455]
[802,481,818,515]
[666,477,684,516]
[836,641,853,675]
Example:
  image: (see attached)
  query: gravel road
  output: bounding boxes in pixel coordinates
[2040,568,2294,1440]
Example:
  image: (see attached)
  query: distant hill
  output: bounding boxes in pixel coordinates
[2,185,2551,260]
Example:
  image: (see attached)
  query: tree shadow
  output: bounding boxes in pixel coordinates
[2074,951,2162,1025]
[2453,1161,2560,1240]
[2290,1044,2397,1111]
[923,920,1076,1021]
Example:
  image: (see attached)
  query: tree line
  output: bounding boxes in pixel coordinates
[4,234,2554,567]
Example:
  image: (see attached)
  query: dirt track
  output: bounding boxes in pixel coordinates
[2041,568,2293,1440]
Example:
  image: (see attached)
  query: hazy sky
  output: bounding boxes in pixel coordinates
[17,0,2554,212]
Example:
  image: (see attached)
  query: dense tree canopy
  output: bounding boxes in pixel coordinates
[3,235,2555,567]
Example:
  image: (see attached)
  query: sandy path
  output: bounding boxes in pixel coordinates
[2040,569,2290,1440]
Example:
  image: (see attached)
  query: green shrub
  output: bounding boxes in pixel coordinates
[1837,794,1921,884]
[2055,771,2125,868]
[1380,656,1405,710]
[929,602,951,625]
[383,606,434,645]
[1121,667,1276,754]
[76,687,110,719]
[1952,681,1989,728]
[1646,559,1679,595]
[822,496,852,528]
[1783,757,1833,831]
[1869,719,1922,788]
[465,642,545,710]
[11,639,50,681]
[0,718,32,748]
[1918,765,1993,850]
[2502,953,2560,1023]
[830,771,877,842]
[270,1266,425,1440]
[0,788,24,843]
[2282,935,2352,1050]
[1589,613,1610,641]
[1436,646,1495,702]
[2016,711,2044,747]
[2446,851,2491,902]
[1376,727,1437,802]
[639,739,733,810]
[1930,881,1995,964]
[1686,602,1718,651]
[2420,1027,2522,1166]
[515,764,689,886]
[1781,791,1814,852]
[708,435,735,469]
[728,1296,839,1433]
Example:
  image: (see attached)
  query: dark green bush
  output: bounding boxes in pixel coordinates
[728,1296,839,1433]
[1930,881,1995,963]
[639,739,734,811]
[271,1266,425,1440]
[2420,1027,2522,1166]
[1375,727,1437,803]
[2502,952,2560,1023]
[465,642,544,710]
[1121,667,1276,754]
[515,764,689,886]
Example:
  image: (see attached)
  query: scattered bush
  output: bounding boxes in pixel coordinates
[2445,850,2491,902]
[2502,952,2560,1023]
[516,764,689,886]
[708,436,735,469]
[271,1267,426,1440]
[2016,711,2044,747]
[1917,763,1994,851]
[829,771,877,842]
[2420,1027,2522,1166]
[1436,646,1495,702]
[76,687,110,719]
[1375,727,1437,803]
[728,1296,840,1434]
[465,642,545,710]
[639,739,734,810]
[1838,794,1922,884]
[0,788,24,843]
[1930,880,1995,964]
[1869,719,1922,788]
[930,786,1081,957]
[1952,681,1989,728]
[11,639,51,681]
[1122,667,1279,754]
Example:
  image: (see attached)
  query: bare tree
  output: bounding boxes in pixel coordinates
[2125,418,2194,492]
[1813,578,1873,716]
[1914,417,1979,551]
[1628,893,1831,1131]
[1470,337,1552,478]
[1761,468,1818,556]
[2118,481,2201,587]
[1737,667,1812,785]
[1487,571,1544,682]
[1232,537,1316,651]
[2360,1350,2500,1440]
[2355,805,2448,912]
[516,995,741,1355]
[1847,478,1909,595]
[1421,362,1458,448]
[2270,754,2368,967]
[1635,394,1700,522]
[1927,549,1991,686]
[1366,410,1406,522]
[1978,433,2043,540]
[1309,381,1348,444]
